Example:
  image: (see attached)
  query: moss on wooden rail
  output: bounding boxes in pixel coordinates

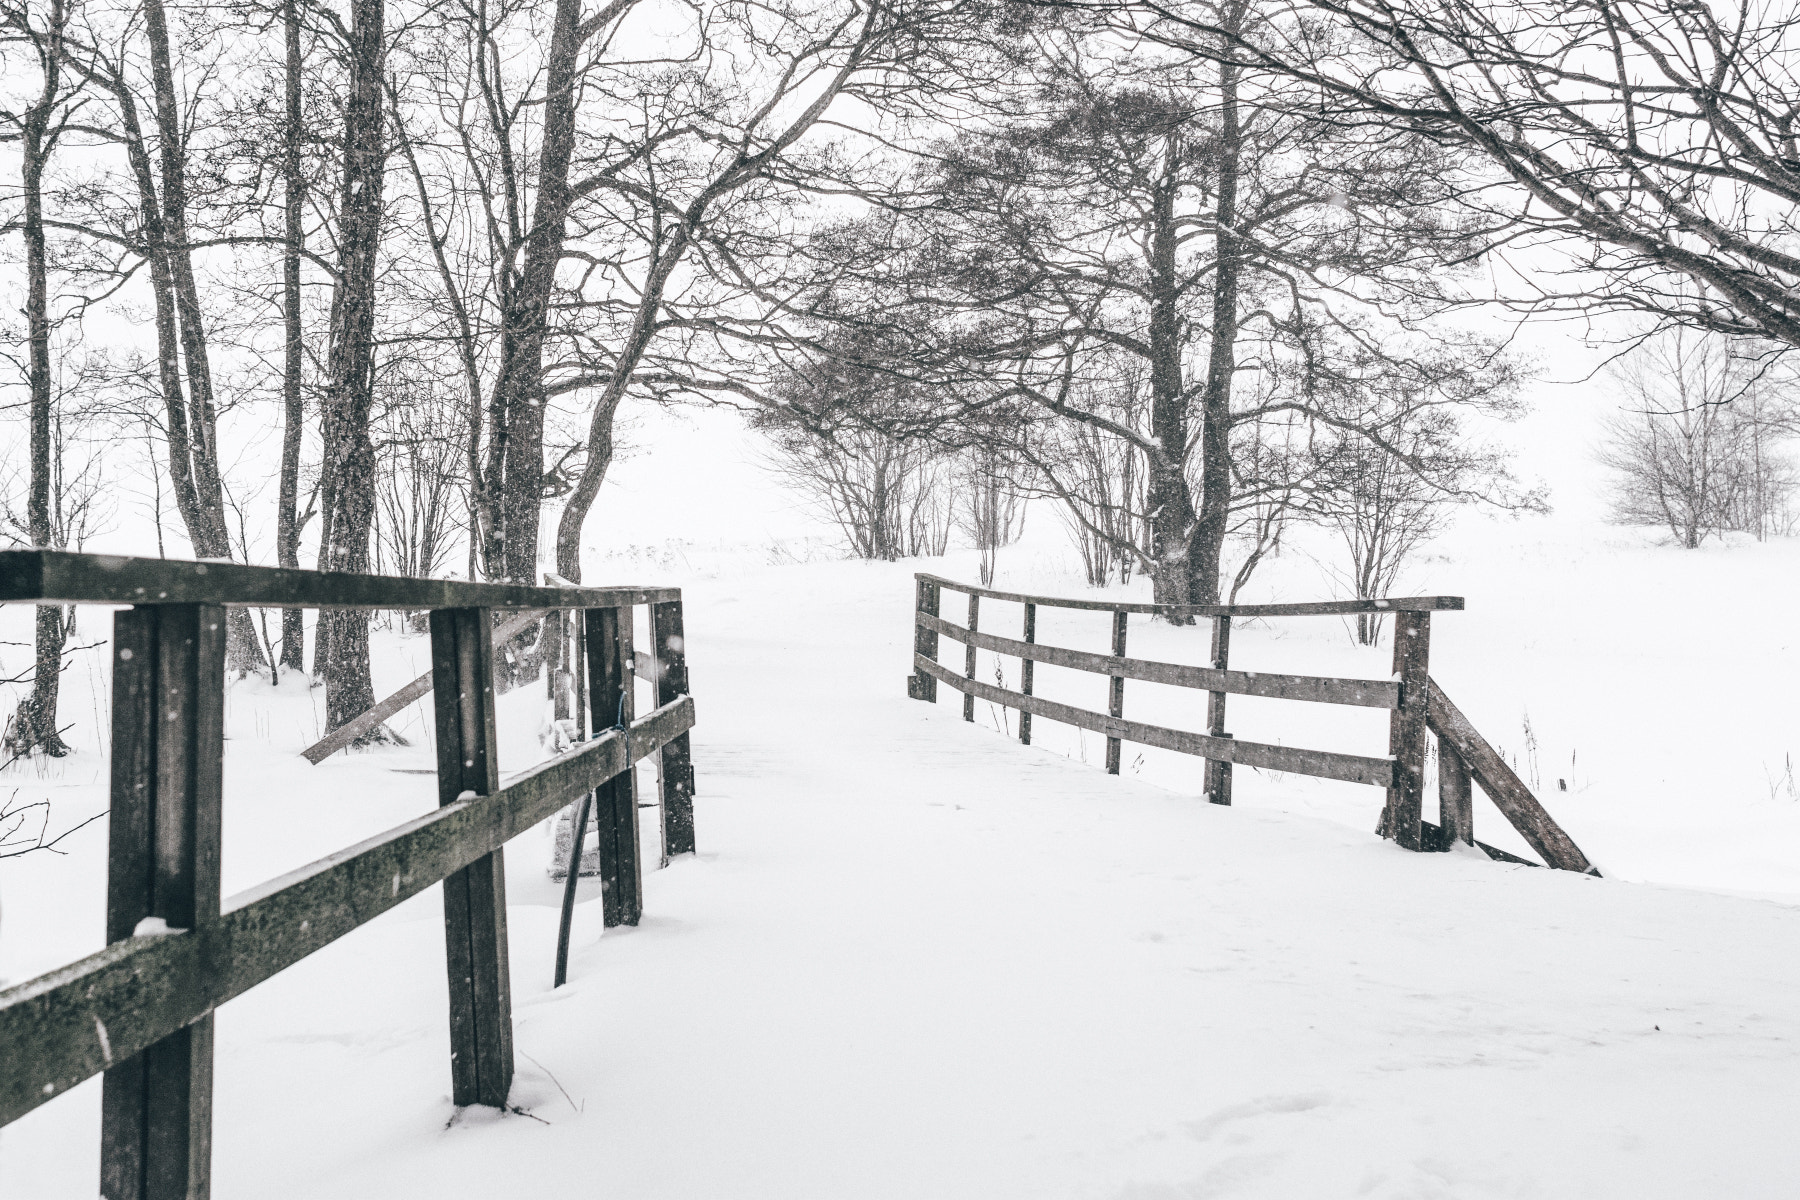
[0,695,695,1129]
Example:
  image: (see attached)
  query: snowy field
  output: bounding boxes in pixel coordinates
[4,506,1800,1197]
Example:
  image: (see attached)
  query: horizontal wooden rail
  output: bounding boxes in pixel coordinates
[914,656,1393,787]
[1426,681,1598,875]
[915,572,1464,618]
[0,549,676,609]
[0,695,695,1129]
[919,613,1399,708]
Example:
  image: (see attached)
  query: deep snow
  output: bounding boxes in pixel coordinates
[4,525,1800,1197]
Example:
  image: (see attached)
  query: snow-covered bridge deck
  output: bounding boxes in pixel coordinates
[5,556,1799,1197]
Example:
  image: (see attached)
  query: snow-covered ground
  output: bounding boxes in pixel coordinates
[4,514,1800,1197]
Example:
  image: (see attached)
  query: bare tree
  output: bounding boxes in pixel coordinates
[1138,0,1800,349]
[1597,332,1797,547]
[0,0,77,757]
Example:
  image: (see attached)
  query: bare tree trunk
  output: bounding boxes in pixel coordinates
[141,0,268,673]
[1145,131,1198,617]
[316,0,387,735]
[276,0,307,673]
[1191,5,1245,608]
[7,0,72,758]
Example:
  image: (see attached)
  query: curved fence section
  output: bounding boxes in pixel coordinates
[905,573,1595,877]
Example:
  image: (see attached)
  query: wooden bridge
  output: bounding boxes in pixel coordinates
[0,550,696,1200]
[0,554,1606,1197]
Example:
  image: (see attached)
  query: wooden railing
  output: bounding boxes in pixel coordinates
[907,573,1596,876]
[0,550,698,1199]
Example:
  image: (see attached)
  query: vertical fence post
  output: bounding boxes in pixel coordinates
[963,592,980,722]
[653,597,696,858]
[1438,740,1474,850]
[1205,614,1234,806]
[428,607,513,1109]
[586,605,642,926]
[100,603,224,1200]
[1385,611,1432,852]
[1019,602,1036,745]
[1106,610,1127,774]
[907,576,939,701]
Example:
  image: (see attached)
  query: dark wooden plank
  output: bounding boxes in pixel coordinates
[963,592,979,723]
[1385,612,1432,852]
[587,607,642,927]
[914,655,1394,787]
[0,699,696,1131]
[0,549,676,610]
[653,600,696,858]
[1205,615,1233,806]
[907,577,939,701]
[1426,681,1599,875]
[916,572,1463,618]
[301,608,547,764]
[1106,610,1127,774]
[429,607,513,1109]
[1019,603,1035,746]
[917,613,1399,708]
[99,603,224,1200]
[1439,740,1474,849]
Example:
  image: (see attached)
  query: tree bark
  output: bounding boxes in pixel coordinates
[316,0,387,734]
[141,0,269,673]
[276,0,307,674]
[1190,4,1245,607]
[1146,128,1198,617]
[7,0,71,758]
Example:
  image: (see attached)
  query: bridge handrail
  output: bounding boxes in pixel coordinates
[0,551,700,1198]
[907,574,1595,876]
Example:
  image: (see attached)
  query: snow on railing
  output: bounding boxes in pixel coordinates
[0,550,699,1198]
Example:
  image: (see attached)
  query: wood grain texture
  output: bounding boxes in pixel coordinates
[587,607,642,927]
[907,577,939,701]
[1427,681,1598,875]
[0,549,676,609]
[1385,613,1432,853]
[430,607,513,1109]
[917,613,1399,708]
[653,600,696,858]
[1205,615,1233,806]
[914,655,1393,787]
[1439,741,1474,849]
[915,572,1463,618]
[1106,610,1127,775]
[1019,603,1035,746]
[0,698,695,1131]
[99,603,224,1200]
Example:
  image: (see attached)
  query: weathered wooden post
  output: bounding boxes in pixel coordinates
[101,603,224,1200]
[963,591,980,722]
[1205,614,1233,805]
[1385,610,1432,851]
[428,607,514,1108]
[907,575,939,701]
[586,605,642,926]
[1438,739,1474,849]
[1106,610,1127,774]
[653,598,696,858]
[1019,601,1036,746]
